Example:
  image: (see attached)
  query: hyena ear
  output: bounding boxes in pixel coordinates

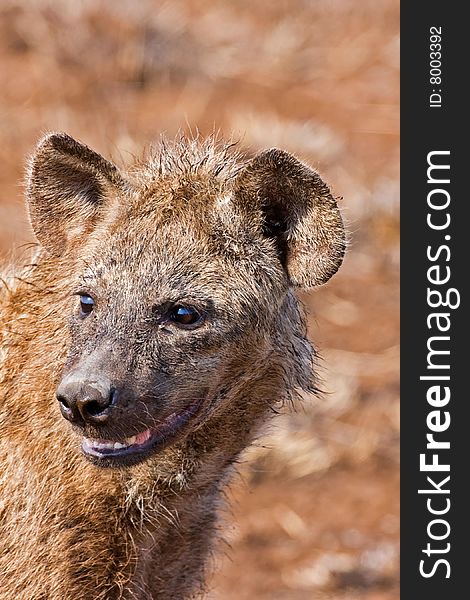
[233,149,346,288]
[26,133,129,255]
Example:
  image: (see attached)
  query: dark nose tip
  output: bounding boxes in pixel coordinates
[56,376,116,425]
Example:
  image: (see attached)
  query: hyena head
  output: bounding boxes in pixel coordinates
[26,133,345,470]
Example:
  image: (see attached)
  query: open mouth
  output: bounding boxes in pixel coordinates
[81,397,204,466]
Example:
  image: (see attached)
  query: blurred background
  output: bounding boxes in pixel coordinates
[0,1,399,598]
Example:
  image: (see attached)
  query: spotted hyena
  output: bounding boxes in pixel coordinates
[0,133,345,599]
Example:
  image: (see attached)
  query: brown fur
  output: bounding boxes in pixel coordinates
[0,133,345,599]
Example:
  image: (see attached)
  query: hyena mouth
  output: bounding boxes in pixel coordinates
[81,398,204,466]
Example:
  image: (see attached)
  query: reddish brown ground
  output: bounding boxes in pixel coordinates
[0,2,399,598]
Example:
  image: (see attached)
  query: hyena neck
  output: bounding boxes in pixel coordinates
[122,390,274,598]
[124,478,223,599]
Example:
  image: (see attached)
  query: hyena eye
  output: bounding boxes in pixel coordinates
[169,306,203,328]
[79,294,95,317]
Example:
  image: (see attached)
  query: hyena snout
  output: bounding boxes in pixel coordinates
[56,372,117,425]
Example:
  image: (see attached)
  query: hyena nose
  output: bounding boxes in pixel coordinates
[56,375,116,425]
